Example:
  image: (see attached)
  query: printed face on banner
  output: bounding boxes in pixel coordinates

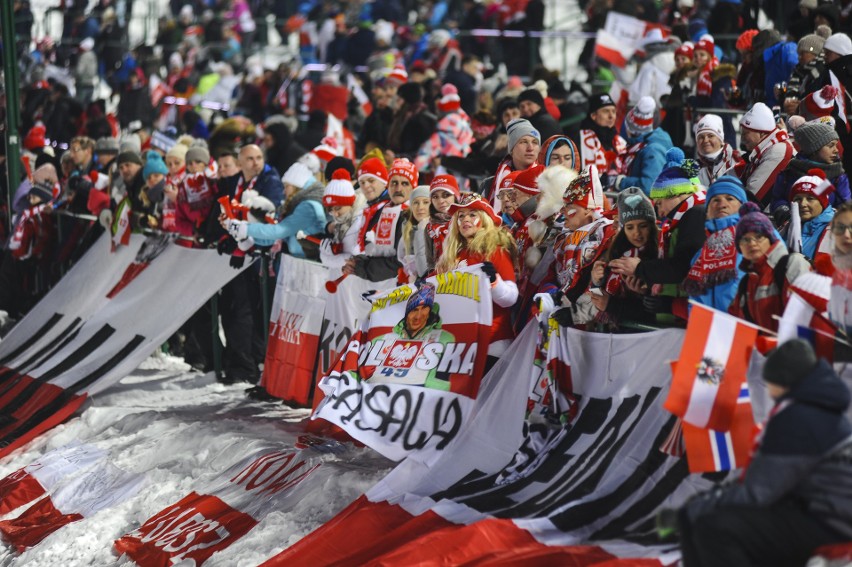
[337,274,491,397]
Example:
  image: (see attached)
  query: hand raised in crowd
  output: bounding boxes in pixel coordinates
[608,256,641,277]
[591,260,607,287]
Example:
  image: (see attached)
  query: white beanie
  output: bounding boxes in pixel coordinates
[297,152,322,175]
[740,102,776,132]
[281,162,314,190]
[824,33,852,57]
[694,114,724,141]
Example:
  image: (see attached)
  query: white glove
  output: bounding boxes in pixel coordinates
[533,292,555,323]
[98,208,114,230]
[237,236,255,251]
[226,219,248,240]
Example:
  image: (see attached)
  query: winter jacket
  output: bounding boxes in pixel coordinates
[770,158,850,212]
[763,41,799,108]
[249,164,284,208]
[456,247,517,356]
[697,144,740,187]
[802,206,834,262]
[614,128,672,196]
[353,200,406,282]
[686,214,744,312]
[75,50,98,88]
[636,204,707,289]
[628,51,674,108]
[688,360,852,540]
[245,183,327,257]
[416,110,474,172]
[735,128,796,206]
[729,240,811,332]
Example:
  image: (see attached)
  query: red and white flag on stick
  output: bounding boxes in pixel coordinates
[664,302,759,431]
[594,29,636,68]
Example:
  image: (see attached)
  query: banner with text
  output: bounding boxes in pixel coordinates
[0,234,246,458]
[313,270,493,463]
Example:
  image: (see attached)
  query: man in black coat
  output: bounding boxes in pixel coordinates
[675,339,852,567]
[518,87,561,140]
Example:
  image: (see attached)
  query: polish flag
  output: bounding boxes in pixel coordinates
[682,383,759,473]
[594,29,636,68]
[664,303,759,431]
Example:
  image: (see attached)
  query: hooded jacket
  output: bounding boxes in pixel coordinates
[614,128,672,196]
[802,206,834,262]
[688,360,852,540]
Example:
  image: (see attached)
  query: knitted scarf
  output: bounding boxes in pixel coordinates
[658,191,706,259]
[682,214,740,295]
[604,247,642,296]
[358,194,390,248]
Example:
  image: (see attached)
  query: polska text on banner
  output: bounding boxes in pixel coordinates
[313,270,493,463]
[665,303,759,431]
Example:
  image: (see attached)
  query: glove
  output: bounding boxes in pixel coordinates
[216,236,237,256]
[771,205,791,228]
[481,261,497,283]
[552,306,574,328]
[237,236,255,252]
[642,295,673,313]
[655,508,680,540]
[230,254,246,269]
[226,219,249,240]
[98,208,114,230]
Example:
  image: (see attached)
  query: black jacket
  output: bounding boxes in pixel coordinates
[527,107,562,141]
[687,360,852,539]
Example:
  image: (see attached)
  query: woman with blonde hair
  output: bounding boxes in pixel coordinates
[437,194,518,363]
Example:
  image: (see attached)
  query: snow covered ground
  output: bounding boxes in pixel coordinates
[0,352,392,566]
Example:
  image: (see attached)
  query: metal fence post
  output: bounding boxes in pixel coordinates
[211,292,222,380]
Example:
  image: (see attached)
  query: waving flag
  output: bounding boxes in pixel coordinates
[682,383,758,473]
[665,303,759,431]
[778,291,838,363]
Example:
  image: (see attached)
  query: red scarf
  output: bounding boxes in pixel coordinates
[604,247,642,296]
[357,198,389,248]
[683,223,739,294]
[426,218,450,261]
[658,192,706,258]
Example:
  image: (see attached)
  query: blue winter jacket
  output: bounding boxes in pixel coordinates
[688,214,744,312]
[802,206,834,261]
[764,42,799,108]
[246,184,328,257]
[619,128,672,196]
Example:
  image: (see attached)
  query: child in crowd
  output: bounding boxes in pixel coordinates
[176,145,217,242]
[319,169,365,279]
[397,185,431,284]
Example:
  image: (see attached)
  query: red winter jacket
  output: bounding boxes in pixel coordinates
[729,240,811,332]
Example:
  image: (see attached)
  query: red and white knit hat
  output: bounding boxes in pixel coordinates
[496,170,520,196]
[323,169,357,207]
[624,96,657,137]
[437,83,461,113]
[312,136,342,163]
[802,85,840,120]
[389,158,419,186]
[429,174,461,199]
[387,63,408,87]
[789,168,835,209]
[563,165,605,211]
[513,164,545,196]
[695,34,715,54]
[357,157,388,185]
[675,41,694,60]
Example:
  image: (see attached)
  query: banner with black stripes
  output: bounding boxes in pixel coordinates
[264,323,774,566]
[0,234,247,458]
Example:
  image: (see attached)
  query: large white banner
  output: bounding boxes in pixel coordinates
[0,233,247,457]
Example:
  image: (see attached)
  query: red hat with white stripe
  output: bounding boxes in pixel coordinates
[513,164,546,196]
[323,169,357,207]
[387,63,408,87]
[389,158,419,186]
[429,174,461,199]
[789,168,835,209]
[448,193,502,226]
[802,85,840,120]
[312,136,342,163]
[357,157,388,185]
[695,34,715,54]
[437,83,461,113]
[496,170,521,196]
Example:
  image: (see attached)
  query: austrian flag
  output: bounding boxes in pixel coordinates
[665,303,759,431]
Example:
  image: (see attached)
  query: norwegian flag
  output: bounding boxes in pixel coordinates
[665,303,759,431]
[681,383,758,473]
[778,274,838,362]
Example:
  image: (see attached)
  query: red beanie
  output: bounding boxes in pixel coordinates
[429,174,461,199]
[24,124,46,151]
[513,164,546,195]
[357,157,388,185]
[389,158,419,186]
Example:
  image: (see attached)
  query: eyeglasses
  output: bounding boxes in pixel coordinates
[832,223,852,236]
[739,235,768,245]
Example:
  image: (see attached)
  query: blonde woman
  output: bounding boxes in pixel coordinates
[437,194,518,363]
